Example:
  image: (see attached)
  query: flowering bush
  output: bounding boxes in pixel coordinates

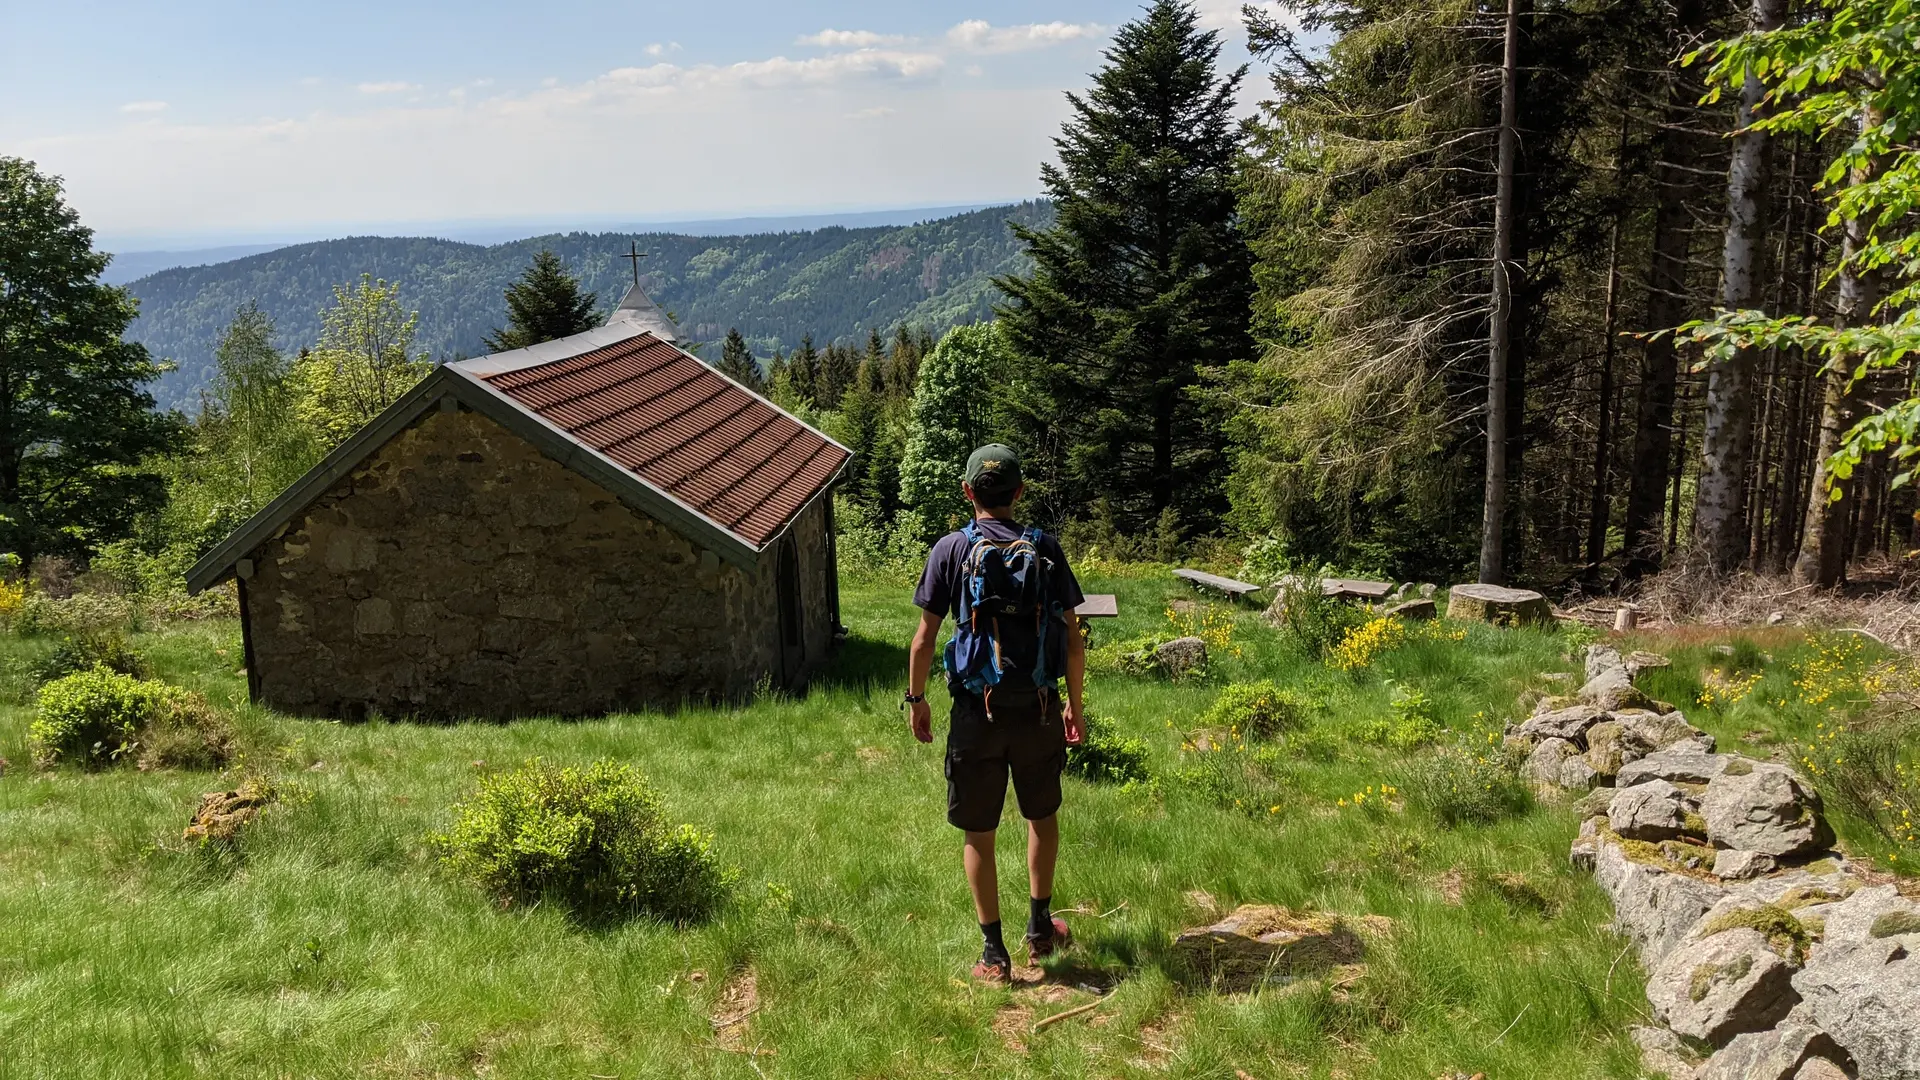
[1329,616,1405,671]
[1166,603,1242,659]
[1804,717,1919,868]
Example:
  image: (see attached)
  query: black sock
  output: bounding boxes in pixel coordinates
[1028,896,1053,940]
[980,920,1011,967]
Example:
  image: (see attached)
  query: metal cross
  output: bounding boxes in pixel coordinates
[619,241,650,287]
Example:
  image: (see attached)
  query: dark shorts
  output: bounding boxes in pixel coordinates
[945,686,1067,833]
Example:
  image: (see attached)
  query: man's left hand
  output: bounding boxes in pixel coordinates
[1062,700,1085,746]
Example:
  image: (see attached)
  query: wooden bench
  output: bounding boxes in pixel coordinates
[1173,568,1263,601]
[1074,594,1119,643]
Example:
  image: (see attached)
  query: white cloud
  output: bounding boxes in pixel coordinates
[119,100,168,114]
[799,29,904,48]
[594,49,943,95]
[645,42,682,57]
[37,33,1114,236]
[1194,0,1299,31]
[946,20,1101,54]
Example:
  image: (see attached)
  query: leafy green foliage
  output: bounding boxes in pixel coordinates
[897,323,1021,540]
[1201,679,1307,739]
[1681,0,1920,491]
[28,660,232,771]
[31,667,159,768]
[1358,685,1446,750]
[430,760,735,924]
[291,275,432,445]
[996,0,1254,537]
[484,250,599,352]
[1270,570,1368,660]
[0,156,185,566]
[1065,715,1152,785]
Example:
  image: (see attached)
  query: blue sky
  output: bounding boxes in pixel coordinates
[1,0,1277,246]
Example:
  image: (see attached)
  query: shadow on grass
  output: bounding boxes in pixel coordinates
[815,632,907,692]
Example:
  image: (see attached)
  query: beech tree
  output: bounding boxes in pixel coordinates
[0,157,183,565]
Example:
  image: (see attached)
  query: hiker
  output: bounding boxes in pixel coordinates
[905,444,1087,981]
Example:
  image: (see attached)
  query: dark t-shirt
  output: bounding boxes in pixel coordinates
[913,517,1086,620]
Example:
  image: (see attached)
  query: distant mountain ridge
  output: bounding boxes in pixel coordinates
[124,201,1054,410]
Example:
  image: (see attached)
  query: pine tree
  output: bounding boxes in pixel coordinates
[996,0,1255,534]
[484,250,598,352]
[717,327,764,390]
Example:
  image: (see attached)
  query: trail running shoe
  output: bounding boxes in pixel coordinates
[971,957,1012,983]
[1026,916,1072,961]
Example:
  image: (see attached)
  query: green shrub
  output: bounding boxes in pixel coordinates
[1392,746,1533,828]
[1201,680,1307,740]
[1271,568,1368,660]
[1175,742,1294,818]
[1086,633,1171,677]
[29,667,232,771]
[1066,715,1151,785]
[1806,717,1918,862]
[30,633,146,684]
[31,667,161,768]
[1357,685,1445,750]
[1282,725,1342,763]
[430,760,735,923]
[135,690,236,772]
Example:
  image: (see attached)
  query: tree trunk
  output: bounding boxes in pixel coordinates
[1480,0,1521,585]
[1624,0,1707,576]
[1696,0,1787,573]
[1795,107,1886,587]
[1586,112,1631,568]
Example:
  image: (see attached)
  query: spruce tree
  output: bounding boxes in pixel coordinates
[484,250,598,352]
[717,328,764,390]
[788,335,820,407]
[996,0,1254,534]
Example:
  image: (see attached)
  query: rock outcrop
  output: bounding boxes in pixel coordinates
[1171,905,1363,991]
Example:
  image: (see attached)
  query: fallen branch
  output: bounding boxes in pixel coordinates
[1032,999,1103,1032]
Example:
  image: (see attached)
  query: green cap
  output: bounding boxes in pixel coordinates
[964,444,1023,499]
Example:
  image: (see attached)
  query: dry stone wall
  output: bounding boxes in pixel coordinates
[244,405,828,719]
[1530,646,1920,1080]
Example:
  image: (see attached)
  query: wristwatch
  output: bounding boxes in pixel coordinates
[903,692,926,705]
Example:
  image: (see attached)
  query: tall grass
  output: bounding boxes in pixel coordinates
[3,576,1870,1079]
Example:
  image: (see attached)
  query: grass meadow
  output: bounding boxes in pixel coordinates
[0,569,1904,1079]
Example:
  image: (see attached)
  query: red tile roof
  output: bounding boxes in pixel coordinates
[481,332,848,548]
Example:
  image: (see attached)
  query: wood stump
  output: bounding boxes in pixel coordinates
[1445,583,1553,627]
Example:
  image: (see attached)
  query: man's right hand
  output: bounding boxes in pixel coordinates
[909,699,934,743]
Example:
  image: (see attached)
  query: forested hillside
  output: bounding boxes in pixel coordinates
[125,202,1052,409]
